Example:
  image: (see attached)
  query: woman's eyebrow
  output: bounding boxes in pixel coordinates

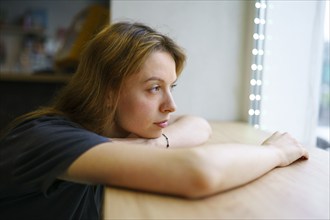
[144,77,164,83]
[144,77,177,84]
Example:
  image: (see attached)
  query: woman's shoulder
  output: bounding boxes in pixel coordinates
[1,114,109,148]
[20,115,80,128]
[5,115,82,136]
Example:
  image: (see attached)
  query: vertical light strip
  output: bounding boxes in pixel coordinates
[248,0,268,128]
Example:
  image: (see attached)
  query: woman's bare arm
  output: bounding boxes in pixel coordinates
[125,115,212,148]
[60,132,308,199]
[163,115,212,147]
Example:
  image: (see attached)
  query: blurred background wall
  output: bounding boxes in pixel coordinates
[112,1,255,122]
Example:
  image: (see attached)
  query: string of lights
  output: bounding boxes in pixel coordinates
[248,0,268,128]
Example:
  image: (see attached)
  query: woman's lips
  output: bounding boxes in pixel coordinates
[154,120,168,128]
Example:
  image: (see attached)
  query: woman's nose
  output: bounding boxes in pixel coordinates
[160,92,177,113]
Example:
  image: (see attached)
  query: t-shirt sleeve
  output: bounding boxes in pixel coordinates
[1,116,110,195]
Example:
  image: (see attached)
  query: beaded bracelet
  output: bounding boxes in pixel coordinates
[162,133,169,148]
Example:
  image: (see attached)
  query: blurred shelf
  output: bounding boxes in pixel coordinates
[0,73,72,83]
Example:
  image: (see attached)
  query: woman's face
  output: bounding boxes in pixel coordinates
[114,51,178,138]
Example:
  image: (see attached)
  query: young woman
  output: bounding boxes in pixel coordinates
[0,22,308,220]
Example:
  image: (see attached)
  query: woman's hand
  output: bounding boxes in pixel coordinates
[162,115,212,148]
[262,132,309,167]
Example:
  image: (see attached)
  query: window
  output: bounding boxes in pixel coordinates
[249,0,328,149]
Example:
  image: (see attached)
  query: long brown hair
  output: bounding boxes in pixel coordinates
[5,22,186,135]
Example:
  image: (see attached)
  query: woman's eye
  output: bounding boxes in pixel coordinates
[150,85,161,93]
[148,84,177,93]
[170,84,177,92]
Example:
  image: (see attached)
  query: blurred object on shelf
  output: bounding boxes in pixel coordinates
[0,8,49,74]
[0,25,52,74]
[54,4,109,73]
[19,33,53,74]
[0,26,25,73]
[21,8,47,32]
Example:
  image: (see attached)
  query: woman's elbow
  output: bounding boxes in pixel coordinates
[193,116,213,144]
[202,118,212,140]
[179,150,221,199]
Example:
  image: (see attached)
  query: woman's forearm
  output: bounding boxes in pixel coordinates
[180,132,308,198]
[186,144,282,197]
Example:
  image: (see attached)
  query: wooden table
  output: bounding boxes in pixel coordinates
[103,121,330,219]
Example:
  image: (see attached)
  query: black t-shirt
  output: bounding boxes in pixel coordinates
[0,116,109,220]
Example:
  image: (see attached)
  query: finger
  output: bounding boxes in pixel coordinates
[269,131,282,141]
[302,149,309,160]
[281,132,294,139]
[272,131,283,138]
